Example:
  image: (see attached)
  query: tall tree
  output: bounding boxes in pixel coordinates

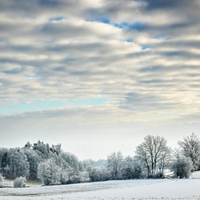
[23,148,40,180]
[0,148,9,176]
[60,152,79,174]
[7,148,29,179]
[136,135,171,177]
[107,151,123,179]
[38,158,61,185]
[178,133,200,170]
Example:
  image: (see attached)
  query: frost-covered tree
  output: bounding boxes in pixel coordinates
[173,148,182,159]
[136,135,171,178]
[7,149,29,179]
[0,141,84,182]
[32,141,62,160]
[60,152,79,174]
[170,156,193,178]
[178,133,200,170]
[33,141,50,159]
[0,148,9,176]
[38,158,61,185]
[60,167,74,184]
[79,171,90,182]
[120,156,135,179]
[79,159,94,171]
[50,144,61,155]
[60,170,69,184]
[24,142,32,148]
[107,151,123,180]
[23,148,40,180]
[87,166,102,182]
[70,175,80,183]
[120,156,143,179]
[100,167,110,181]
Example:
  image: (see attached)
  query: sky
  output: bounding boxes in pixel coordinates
[0,0,200,160]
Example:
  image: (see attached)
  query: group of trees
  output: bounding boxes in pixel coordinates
[135,133,200,179]
[0,140,85,185]
[0,133,200,186]
[0,141,62,180]
[105,134,200,180]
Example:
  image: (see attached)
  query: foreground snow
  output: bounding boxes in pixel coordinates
[1,179,200,200]
[190,171,200,179]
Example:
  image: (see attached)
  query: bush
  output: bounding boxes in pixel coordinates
[170,156,192,178]
[60,169,71,184]
[79,171,90,183]
[70,175,80,183]
[0,173,4,187]
[13,177,27,188]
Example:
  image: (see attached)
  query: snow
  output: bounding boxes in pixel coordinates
[190,171,200,179]
[1,179,200,200]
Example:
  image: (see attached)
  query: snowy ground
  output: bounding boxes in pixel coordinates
[1,179,200,200]
[190,171,200,179]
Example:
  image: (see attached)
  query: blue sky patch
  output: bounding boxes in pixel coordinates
[125,38,133,43]
[114,22,130,29]
[142,45,152,50]
[49,16,63,22]
[86,17,110,24]
[114,21,145,31]
[68,98,108,106]
[25,74,40,79]
[0,98,108,115]
[97,18,110,24]
[86,18,145,32]
[0,101,65,115]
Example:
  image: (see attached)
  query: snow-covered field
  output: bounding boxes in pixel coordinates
[1,179,200,200]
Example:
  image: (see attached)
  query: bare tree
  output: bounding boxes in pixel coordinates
[178,133,200,170]
[136,135,171,178]
[107,151,123,180]
[172,148,182,159]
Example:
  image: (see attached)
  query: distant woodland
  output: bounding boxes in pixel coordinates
[0,133,200,186]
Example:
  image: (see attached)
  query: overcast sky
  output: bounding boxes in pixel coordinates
[0,0,200,160]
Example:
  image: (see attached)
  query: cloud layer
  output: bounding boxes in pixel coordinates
[0,0,200,158]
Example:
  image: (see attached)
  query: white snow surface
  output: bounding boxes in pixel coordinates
[190,171,200,179]
[0,179,200,200]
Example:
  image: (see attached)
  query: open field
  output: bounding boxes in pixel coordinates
[1,179,200,200]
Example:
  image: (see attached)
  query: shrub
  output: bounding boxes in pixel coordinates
[79,171,90,183]
[13,177,27,188]
[70,175,80,183]
[170,156,192,178]
[60,169,70,184]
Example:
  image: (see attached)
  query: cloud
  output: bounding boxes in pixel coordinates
[0,0,200,129]
[144,0,199,11]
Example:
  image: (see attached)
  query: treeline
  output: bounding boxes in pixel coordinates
[0,133,200,186]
